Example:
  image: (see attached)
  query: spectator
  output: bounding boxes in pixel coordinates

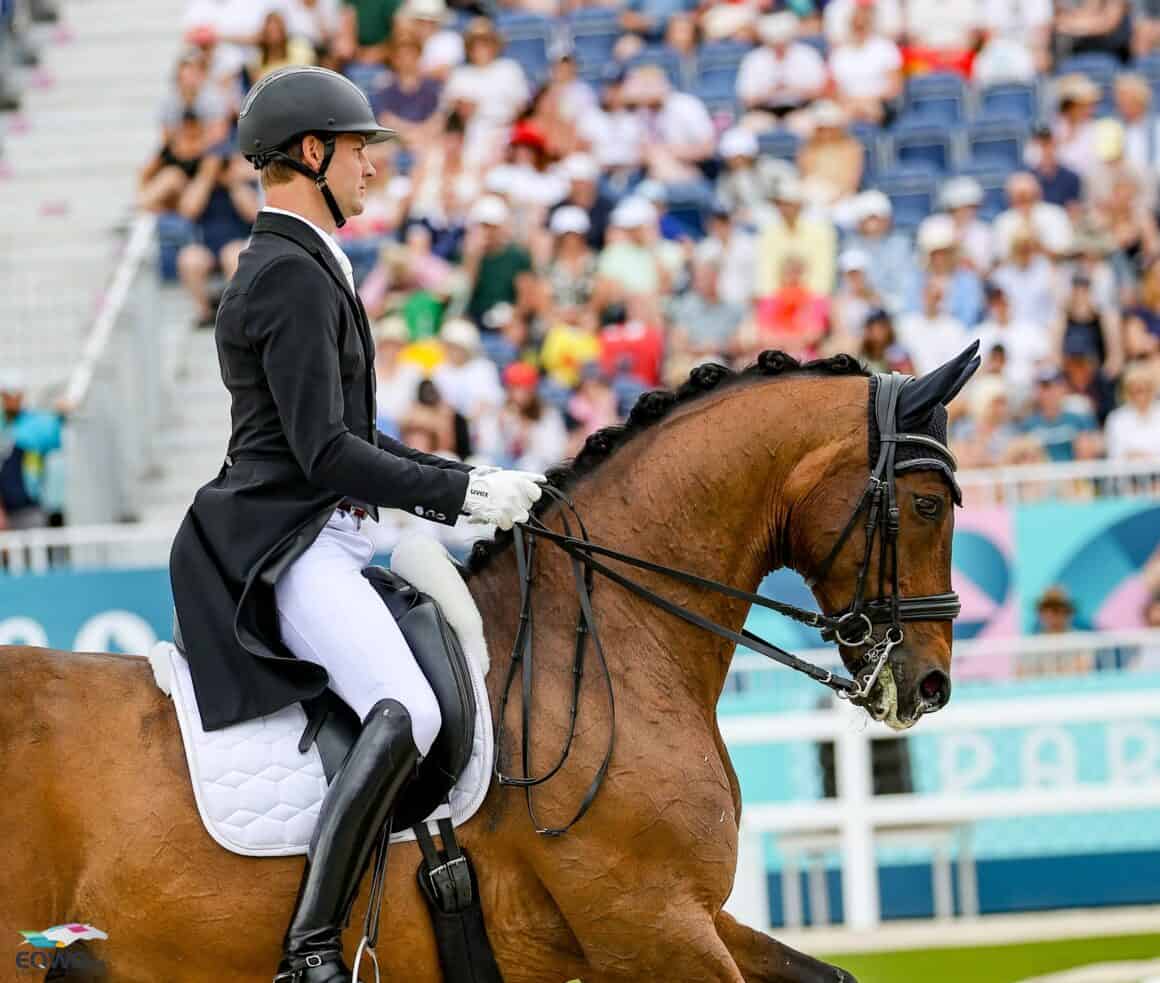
[1061,332,1119,422]
[138,110,210,215]
[599,295,666,386]
[697,204,758,308]
[551,153,614,251]
[1085,118,1155,217]
[0,372,70,532]
[1105,360,1160,458]
[444,18,530,168]
[979,0,1052,74]
[1135,0,1160,58]
[540,47,598,142]
[159,48,229,147]
[373,315,424,434]
[1053,271,1124,375]
[620,0,694,44]
[797,102,864,208]
[843,190,911,313]
[666,254,746,375]
[748,254,831,362]
[540,304,602,389]
[334,0,404,67]
[598,197,670,299]
[1125,258,1160,358]
[281,0,343,63]
[432,317,505,423]
[477,362,567,473]
[907,214,985,327]
[176,144,260,327]
[487,121,569,214]
[991,225,1062,330]
[1020,368,1098,461]
[1113,74,1160,172]
[401,377,471,460]
[1027,586,1093,676]
[541,206,598,310]
[824,0,903,46]
[828,1,903,125]
[463,195,534,328]
[975,281,1053,398]
[250,9,315,81]
[1053,0,1131,62]
[940,176,995,273]
[715,128,764,225]
[904,0,981,71]
[182,1,267,83]
[396,0,462,81]
[755,176,836,297]
[1027,124,1084,214]
[898,274,969,375]
[953,374,1018,466]
[736,12,827,131]
[829,248,881,344]
[1092,172,1160,286]
[995,171,1073,261]
[1064,230,1119,313]
[856,307,905,372]
[404,111,477,254]
[1053,73,1102,179]
[565,363,620,455]
[371,28,443,143]
[575,66,644,181]
[622,65,715,184]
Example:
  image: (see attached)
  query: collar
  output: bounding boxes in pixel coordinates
[260,206,354,290]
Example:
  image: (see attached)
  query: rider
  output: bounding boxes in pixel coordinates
[168,66,544,982]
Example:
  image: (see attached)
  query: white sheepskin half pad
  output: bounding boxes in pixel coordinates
[153,533,494,857]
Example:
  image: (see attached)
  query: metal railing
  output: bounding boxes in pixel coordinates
[958,456,1160,506]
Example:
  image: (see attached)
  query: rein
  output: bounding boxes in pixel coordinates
[493,372,962,836]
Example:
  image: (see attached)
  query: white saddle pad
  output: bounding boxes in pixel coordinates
[150,533,494,857]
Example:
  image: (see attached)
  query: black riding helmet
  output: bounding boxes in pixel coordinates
[238,66,394,228]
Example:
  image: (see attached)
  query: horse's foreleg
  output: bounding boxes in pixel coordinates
[716,910,858,983]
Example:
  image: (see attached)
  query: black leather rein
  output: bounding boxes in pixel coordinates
[494,372,962,836]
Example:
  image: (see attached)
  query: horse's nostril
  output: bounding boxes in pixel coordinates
[918,669,951,709]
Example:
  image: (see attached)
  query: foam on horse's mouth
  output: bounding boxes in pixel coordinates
[865,663,915,732]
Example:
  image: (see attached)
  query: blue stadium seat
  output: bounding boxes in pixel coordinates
[874,165,938,230]
[1135,52,1160,102]
[966,115,1027,170]
[572,30,617,71]
[757,130,801,162]
[695,62,738,100]
[505,35,549,81]
[890,117,956,173]
[979,82,1038,121]
[628,45,683,87]
[495,11,551,38]
[567,7,621,35]
[954,161,1009,221]
[849,121,883,183]
[663,180,713,239]
[697,40,753,68]
[904,71,967,124]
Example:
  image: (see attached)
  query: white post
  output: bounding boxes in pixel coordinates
[836,701,879,929]
[725,822,771,931]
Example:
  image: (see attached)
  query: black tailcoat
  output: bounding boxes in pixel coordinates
[169,210,471,731]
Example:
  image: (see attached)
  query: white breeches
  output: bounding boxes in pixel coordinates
[274,509,443,757]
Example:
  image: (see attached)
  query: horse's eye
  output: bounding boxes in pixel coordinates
[914,495,943,520]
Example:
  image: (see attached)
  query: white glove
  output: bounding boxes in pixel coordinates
[461,468,547,530]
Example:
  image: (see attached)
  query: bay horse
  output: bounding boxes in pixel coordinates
[0,349,976,982]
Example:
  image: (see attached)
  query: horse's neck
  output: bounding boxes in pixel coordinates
[470,377,864,707]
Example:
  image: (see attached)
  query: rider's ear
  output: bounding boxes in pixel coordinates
[897,343,981,430]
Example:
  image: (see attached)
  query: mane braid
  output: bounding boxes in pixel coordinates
[465,351,869,575]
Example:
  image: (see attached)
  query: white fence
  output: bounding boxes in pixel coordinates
[723,631,1160,934]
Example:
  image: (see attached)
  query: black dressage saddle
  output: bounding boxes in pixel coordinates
[172,566,477,831]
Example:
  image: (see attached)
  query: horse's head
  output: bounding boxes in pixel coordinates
[793,345,980,730]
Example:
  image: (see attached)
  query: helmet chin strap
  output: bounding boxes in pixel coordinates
[258,135,347,228]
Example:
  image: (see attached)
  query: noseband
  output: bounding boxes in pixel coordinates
[495,371,961,835]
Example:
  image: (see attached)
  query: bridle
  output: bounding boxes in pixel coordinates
[494,371,962,835]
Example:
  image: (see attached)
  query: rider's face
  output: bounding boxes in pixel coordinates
[304,133,375,220]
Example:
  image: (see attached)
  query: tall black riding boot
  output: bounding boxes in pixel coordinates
[273,698,420,983]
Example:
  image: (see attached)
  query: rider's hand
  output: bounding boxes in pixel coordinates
[461,468,547,530]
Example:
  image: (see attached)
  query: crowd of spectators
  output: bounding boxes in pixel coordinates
[127,0,1160,552]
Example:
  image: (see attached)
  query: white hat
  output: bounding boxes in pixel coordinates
[440,317,481,353]
[483,166,516,195]
[0,368,26,393]
[374,315,410,344]
[918,213,957,254]
[811,100,846,129]
[838,248,870,274]
[561,153,599,182]
[610,196,657,228]
[549,205,591,236]
[719,127,758,159]
[758,12,798,45]
[941,176,983,210]
[401,0,449,22]
[854,189,892,221]
[773,175,804,203]
[468,194,509,226]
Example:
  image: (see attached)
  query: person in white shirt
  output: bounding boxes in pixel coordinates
[443,18,529,167]
[1105,360,1160,459]
[828,1,902,124]
[397,0,464,80]
[973,281,1052,401]
[991,227,1062,329]
[824,0,903,44]
[575,68,645,173]
[736,12,827,129]
[431,317,505,421]
[940,177,995,273]
[905,0,982,54]
[280,0,342,53]
[623,65,715,182]
[994,172,1073,260]
[897,277,969,374]
[1114,74,1160,173]
[980,0,1051,71]
[373,315,424,431]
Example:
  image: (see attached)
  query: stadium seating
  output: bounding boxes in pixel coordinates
[904,71,968,125]
[890,116,956,174]
[966,115,1028,170]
